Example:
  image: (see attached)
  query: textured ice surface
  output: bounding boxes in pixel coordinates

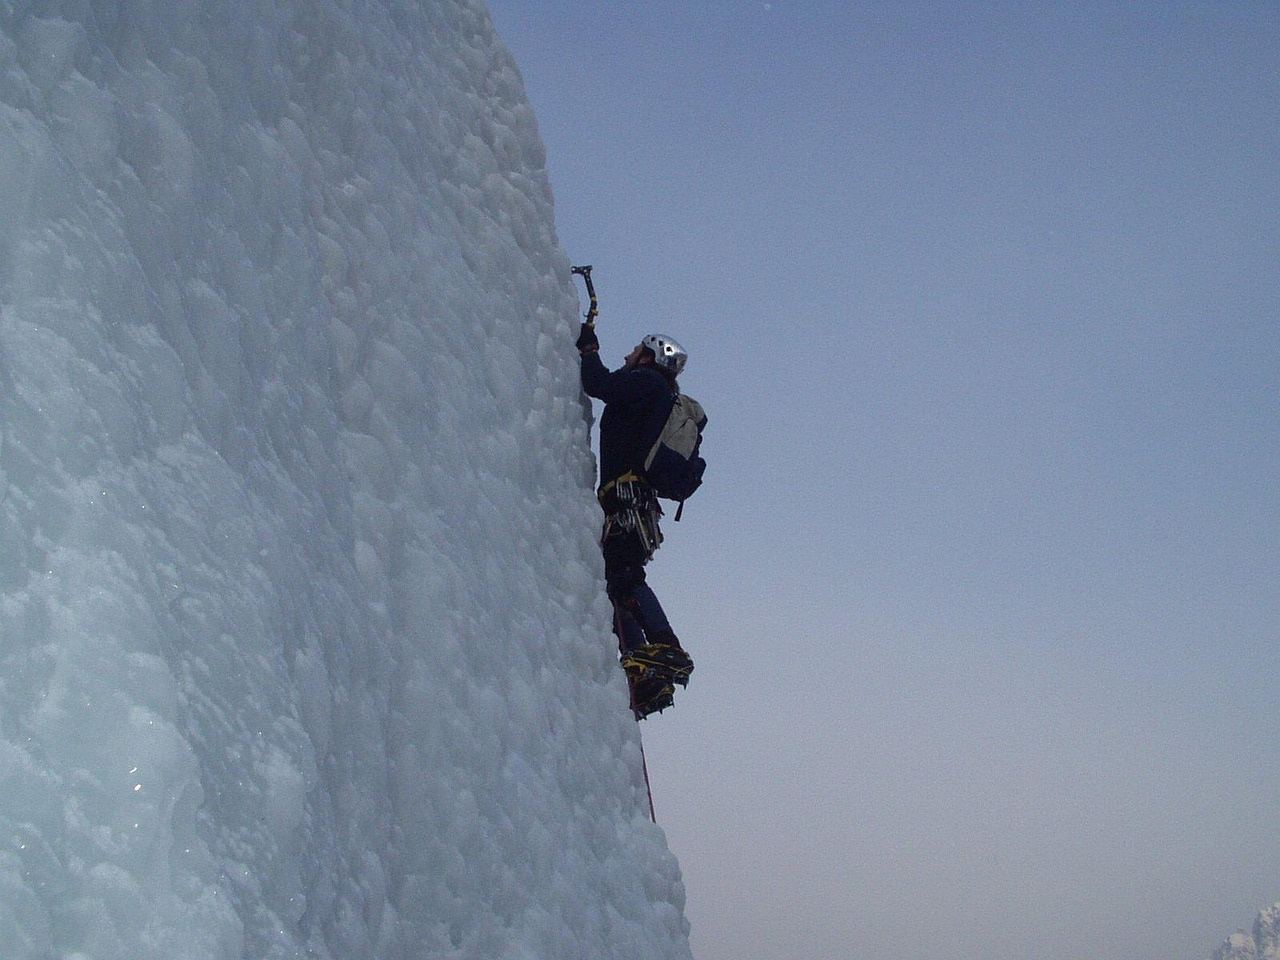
[0,2,689,957]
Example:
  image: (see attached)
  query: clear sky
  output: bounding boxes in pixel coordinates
[483,3,1279,959]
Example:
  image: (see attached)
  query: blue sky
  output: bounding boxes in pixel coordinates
[484,3,1279,958]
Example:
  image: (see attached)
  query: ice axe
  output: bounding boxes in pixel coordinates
[571,264,598,326]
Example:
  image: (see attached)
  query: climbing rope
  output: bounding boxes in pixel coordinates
[616,605,659,822]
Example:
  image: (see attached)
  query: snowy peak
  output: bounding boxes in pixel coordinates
[1213,903,1280,960]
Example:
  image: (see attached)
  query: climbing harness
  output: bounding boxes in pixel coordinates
[599,472,663,559]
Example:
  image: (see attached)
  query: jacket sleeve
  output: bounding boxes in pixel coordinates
[581,353,660,405]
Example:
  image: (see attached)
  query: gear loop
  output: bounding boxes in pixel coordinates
[601,476,663,558]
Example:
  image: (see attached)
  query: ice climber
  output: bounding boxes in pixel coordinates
[576,322,697,718]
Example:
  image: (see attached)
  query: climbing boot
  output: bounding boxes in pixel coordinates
[622,641,694,687]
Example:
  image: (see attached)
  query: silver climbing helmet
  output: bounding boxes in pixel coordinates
[642,333,688,376]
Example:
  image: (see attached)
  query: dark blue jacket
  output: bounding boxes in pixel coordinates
[581,352,676,490]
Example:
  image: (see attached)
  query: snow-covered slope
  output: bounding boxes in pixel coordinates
[0,2,689,957]
[1213,904,1280,960]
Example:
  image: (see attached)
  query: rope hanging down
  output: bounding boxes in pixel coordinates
[616,605,659,822]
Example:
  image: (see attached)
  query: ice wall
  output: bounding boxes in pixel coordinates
[0,2,690,957]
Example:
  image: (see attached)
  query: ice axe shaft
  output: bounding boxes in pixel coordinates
[571,264,598,325]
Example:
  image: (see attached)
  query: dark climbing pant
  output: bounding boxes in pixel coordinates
[602,520,673,653]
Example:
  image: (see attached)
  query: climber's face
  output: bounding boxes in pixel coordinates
[624,344,651,369]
